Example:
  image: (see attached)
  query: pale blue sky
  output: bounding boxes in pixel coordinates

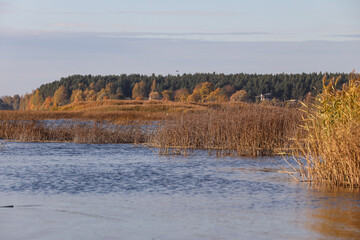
[0,0,359,96]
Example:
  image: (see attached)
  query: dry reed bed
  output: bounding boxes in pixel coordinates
[150,103,303,156]
[0,120,148,144]
[0,101,303,157]
[57,100,207,113]
[0,110,171,123]
[295,73,360,188]
[0,100,208,123]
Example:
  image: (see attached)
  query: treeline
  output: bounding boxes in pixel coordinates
[0,72,350,110]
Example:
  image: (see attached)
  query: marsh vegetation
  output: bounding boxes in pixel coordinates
[0,120,147,144]
[150,103,302,156]
[0,101,302,156]
[0,73,359,189]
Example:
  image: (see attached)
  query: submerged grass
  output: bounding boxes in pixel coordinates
[294,73,360,188]
[150,103,302,156]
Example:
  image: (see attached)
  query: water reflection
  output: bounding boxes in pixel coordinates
[305,186,360,239]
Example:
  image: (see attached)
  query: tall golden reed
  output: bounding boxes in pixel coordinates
[296,72,360,188]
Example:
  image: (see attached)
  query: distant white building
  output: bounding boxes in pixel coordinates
[259,93,273,101]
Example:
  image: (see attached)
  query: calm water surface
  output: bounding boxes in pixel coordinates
[0,142,359,240]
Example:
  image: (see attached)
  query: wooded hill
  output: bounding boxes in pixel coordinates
[0,72,350,110]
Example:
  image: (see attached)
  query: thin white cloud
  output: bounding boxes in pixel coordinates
[50,23,103,29]
[107,10,246,16]
[19,9,246,16]
[96,31,289,38]
[331,34,360,38]
[0,28,282,37]
[95,31,296,42]
[0,28,311,42]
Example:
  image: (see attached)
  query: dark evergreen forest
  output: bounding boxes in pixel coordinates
[39,72,349,99]
[0,72,350,110]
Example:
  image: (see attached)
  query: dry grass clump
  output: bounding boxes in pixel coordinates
[295,73,360,188]
[0,120,148,144]
[150,103,302,156]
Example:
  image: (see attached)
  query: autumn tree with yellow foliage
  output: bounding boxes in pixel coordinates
[53,86,69,106]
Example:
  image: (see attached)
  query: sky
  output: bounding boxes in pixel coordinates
[0,0,359,96]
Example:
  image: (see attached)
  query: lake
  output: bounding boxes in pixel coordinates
[0,142,359,240]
